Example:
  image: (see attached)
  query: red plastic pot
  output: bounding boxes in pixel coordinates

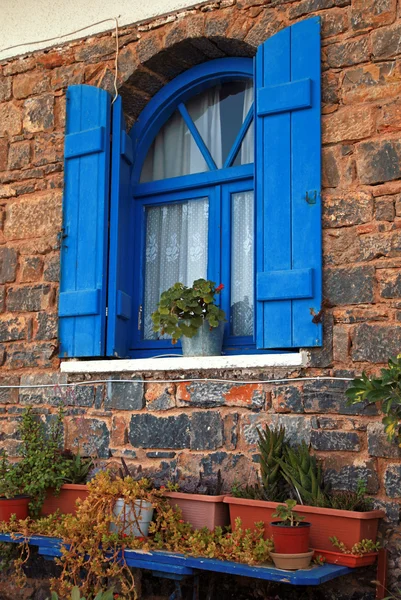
[0,496,30,522]
[224,497,384,551]
[164,492,229,530]
[313,549,378,567]
[271,521,311,554]
[41,484,89,516]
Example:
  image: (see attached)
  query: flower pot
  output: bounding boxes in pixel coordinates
[0,496,30,522]
[181,321,224,357]
[110,498,154,537]
[270,550,313,570]
[41,484,89,516]
[164,492,229,530]
[224,496,384,551]
[271,522,311,554]
[313,549,378,568]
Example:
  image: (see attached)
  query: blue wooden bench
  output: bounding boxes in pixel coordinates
[0,533,384,600]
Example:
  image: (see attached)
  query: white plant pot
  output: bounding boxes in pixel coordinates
[110,498,154,537]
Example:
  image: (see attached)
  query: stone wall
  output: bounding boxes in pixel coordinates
[1,0,401,596]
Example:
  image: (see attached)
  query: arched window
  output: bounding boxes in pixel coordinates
[59,17,322,359]
[130,59,255,356]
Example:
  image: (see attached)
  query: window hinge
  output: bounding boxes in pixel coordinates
[105,306,108,317]
[138,305,143,331]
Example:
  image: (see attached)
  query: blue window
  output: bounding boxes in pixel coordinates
[59,17,322,359]
[130,60,255,357]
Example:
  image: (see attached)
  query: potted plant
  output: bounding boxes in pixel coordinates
[41,448,92,516]
[0,451,30,522]
[269,499,313,570]
[224,426,385,559]
[151,278,226,356]
[161,468,229,530]
[313,536,381,568]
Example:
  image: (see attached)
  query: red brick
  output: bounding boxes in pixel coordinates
[13,71,50,100]
[0,103,22,136]
[322,106,376,144]
[351,0,396,31]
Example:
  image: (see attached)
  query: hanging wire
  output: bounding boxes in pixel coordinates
[0,376,354,390]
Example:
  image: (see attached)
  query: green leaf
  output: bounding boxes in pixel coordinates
[71,588,81,600]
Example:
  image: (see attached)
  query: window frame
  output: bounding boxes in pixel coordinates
[129,58,257,358]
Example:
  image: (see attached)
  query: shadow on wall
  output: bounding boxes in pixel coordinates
[116,36,257,129]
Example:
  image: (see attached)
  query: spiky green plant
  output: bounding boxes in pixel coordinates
[257,425,287,501]
[277,442,329,506]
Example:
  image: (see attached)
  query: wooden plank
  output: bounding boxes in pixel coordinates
[257,79,311,116]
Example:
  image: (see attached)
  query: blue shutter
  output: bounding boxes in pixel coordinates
[107,96,134,357]
[255,17,322,349]
[59,85,111,357]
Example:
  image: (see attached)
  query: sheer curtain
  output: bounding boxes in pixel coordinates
[231,81,254,337]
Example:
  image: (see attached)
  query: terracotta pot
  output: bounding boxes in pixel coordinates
[313,549,378,568]
[0,496,30,522]
[271,521,311,554]
[270,550,313,570]
[224,496,385,551]
[164,492,229,530]
[41,484,89,516]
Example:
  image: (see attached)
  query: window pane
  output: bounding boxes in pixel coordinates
[140,110,208,182]
[231,191,254,337]
[232,117,254,167]
[144,198,209,340]
[187,81,254,169]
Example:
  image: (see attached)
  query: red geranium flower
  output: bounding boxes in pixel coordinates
[215,283,224,292]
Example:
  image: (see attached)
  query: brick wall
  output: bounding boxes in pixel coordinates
[1,0,401,595]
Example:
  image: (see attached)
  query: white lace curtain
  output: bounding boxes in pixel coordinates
[143,82,254,340]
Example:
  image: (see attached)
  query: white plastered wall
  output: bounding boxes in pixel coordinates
[0,0,209,61]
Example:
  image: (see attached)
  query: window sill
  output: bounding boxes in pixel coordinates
[60,352,306,374]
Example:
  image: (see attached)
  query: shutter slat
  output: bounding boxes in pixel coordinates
[291,18,322,347]
[257,269,313,302]
[107,96,135,357]
[257,78,311,116]
[255,18,322,349]
[59,85,111,357]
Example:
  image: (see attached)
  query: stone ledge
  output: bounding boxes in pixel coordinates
[60,352,306,374]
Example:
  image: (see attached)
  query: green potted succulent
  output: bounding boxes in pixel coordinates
[270,499,313,570]
[151,278,226,356]
[0,451,30,522]
[224,426,384,564]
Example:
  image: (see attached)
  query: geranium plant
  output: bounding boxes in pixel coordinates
[151,278,226,343]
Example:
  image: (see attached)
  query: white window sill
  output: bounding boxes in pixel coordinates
[60,352,307,374]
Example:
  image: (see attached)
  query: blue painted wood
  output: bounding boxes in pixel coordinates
[64,126,105,158]
[107,95,135,357]
[0,534,351,586]
[257,269,313,301]
[255,26,292,349]
[59,289,100,317]
[133,162,253,198]
[59,85,111,357]
[178,103,217,171]
[291,17,322,348]
[257,79,311,116]
[224,105,254,169]
[255,17,322,349]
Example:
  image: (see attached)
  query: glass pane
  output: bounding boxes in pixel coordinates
[231,191,254,337]
[186,80,254,169]
[143,198,209,340]
[140,110,208,182]
[232,116,254,167]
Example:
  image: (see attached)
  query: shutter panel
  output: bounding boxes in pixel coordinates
[59,85,111,357]
[255,17,322,349]
[106,96,134,357]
